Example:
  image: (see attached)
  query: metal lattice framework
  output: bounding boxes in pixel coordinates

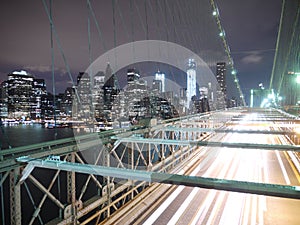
[1,108,300,224]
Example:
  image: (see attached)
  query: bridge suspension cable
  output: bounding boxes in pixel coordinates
[269,0,300,102]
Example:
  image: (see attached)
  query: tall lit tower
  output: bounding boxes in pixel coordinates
[216,62,227,97]
[7,70,34,119]
[154,70,165,92]
[186,58,196,108]
[216,62,227,109]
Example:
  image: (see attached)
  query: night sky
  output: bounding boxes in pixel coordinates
[0,0,282,103]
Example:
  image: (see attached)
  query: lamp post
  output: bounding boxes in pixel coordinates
[250,83,266,108]
[287,71,300,106]
[296,73,300,107]
[296,74,300,84]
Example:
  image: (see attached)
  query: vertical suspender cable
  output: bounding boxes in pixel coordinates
[146,0,163,69]
[112,0,116,48]
[146,0,162,40]
[49,0,57,135]
[164,0,181,84]
[269,0,285,91]
[277,1,299,95]
[87,0,111,70]
[49,2,62,220]
[144,0,150,61]
[87,0,94,122]
[175,0,194,51]
[87,1,92,68]
[112,0,117,70]
[87,0,107,52]
[41,0,80,106]
[144,0,149,40]
[163,0,169,42]
[115,3,130,41]
[130,0,136,63]
[133,1,147,38]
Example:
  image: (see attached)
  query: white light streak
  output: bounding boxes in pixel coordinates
[166,188,199,225]
[142,185,185,225]
[275,150,291,185]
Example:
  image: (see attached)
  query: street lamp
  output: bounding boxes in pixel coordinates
[296,74,300,84]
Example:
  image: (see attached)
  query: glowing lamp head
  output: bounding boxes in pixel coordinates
[296,75,300,84]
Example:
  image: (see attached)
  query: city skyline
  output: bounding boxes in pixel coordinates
[0,59,230,122]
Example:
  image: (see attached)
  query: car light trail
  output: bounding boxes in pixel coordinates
[166,188,199,225]
[275,150,291,185]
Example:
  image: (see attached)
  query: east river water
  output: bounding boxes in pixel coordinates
[0,123,76,149]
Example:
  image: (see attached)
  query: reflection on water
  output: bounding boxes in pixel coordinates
[0,124,75,149]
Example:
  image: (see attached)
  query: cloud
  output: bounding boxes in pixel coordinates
[198,50,229,67]
[23,65,66,74]
[241,53,263,64]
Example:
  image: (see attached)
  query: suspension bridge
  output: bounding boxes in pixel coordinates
[1,0,300,224]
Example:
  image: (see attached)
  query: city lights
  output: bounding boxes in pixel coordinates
[186,59,197,108]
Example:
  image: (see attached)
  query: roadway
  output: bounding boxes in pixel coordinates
[107,112,300,225]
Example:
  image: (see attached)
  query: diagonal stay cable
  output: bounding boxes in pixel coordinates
[87,0,107,52]
[277,1,300,94]
[41,0,80,103]
[133,0,147,39]
[115,0,131,41]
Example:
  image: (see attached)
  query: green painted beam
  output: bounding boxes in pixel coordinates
[117,137,300,151]
[16,157,300,200]
[161,126,297,135]
[193,141,300,151]
[231,118,300,122]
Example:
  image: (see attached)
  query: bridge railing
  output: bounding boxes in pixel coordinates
[3,108,300,224]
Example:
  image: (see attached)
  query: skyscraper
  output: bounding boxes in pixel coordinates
[32,78,47,119]
[76,72,91,119]
[5,70,47,119]
[93,71,105,119]
[0,81,8,117]
[216,62,227,97]
[154,70,165,93]
[103,66,120,123]
[127,68,140,83]
[152,79,162,94]
[125,68,148,120]
[216,62,227,109]
[186,58,196,108]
